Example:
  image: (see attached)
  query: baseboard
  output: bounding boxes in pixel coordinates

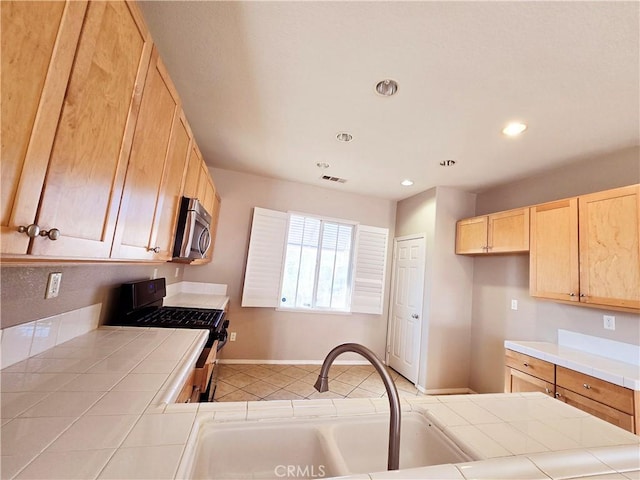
[218,359,371,366]
[421,387,477,395]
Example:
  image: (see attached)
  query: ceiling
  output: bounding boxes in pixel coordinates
[138,1,639,201]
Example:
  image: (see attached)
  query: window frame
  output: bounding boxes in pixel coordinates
[278,211,357,313]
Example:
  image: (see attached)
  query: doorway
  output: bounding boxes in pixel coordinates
[386,234,425,384]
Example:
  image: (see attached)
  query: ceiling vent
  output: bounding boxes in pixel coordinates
[321,175,347,183]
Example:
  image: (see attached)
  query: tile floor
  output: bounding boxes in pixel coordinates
[213,363,425,402]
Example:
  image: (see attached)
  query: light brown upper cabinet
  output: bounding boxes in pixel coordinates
[1,0,88,255]
[2,1,153,259]
[110,49,187,261]
[530,184,639,311]
[455,208,529,255]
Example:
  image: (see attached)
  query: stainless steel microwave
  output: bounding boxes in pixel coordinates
[173,197,212,261]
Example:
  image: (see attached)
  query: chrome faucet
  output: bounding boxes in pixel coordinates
[314,343,401,470]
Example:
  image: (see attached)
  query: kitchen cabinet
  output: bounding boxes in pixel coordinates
[455,208,529,255]
[2,1,153,259]
[110,48,186,261]
[183,144,203,199]
[530,184,639,311]
[504,349,554,397]
[505,349,638,433]
[1,0,88,255]
[177,342,218,402]
[556,366,635,433]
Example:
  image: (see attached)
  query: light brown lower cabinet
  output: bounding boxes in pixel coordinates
[505,349,638,434]
[177,341,218,403]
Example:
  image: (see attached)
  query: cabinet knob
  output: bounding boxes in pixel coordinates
[523,362,529,367]
[555,392,562,398]
[39,228,60,241]
[579,293,586,298]
[544,387,550,394]
[148,246,160,253]
[568,293,576,297]
[583,383,591,390]
[17,224,40,238]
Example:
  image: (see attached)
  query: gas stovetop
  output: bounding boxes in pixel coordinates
[128,306,224,329]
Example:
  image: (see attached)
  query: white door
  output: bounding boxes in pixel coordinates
[387,235,425,383]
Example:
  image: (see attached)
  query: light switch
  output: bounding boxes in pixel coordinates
[511,299,518,311]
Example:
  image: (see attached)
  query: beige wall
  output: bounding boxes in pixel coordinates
[469,146,640,394]
[395,186,476,390]
[1,263,185,329]
[183,168,397,361]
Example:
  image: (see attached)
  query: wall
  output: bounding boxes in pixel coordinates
[183,167,397,361]
[0,263,184,330]
[395,186,476,390]
[469,146,640,394]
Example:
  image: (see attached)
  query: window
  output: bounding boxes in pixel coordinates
[242,207,389,315]
[280,214,354,311]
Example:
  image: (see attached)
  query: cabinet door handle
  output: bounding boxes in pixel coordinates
[583,383,591,390]
[18,225,60,240]
[148,246,160,253]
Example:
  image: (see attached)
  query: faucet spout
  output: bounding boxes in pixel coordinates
[314,343,401,471]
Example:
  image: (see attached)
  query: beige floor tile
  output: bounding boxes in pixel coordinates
[299,372,321,385]
[216,390,260,402]
[242,366,275,379]
[359,377,387,395]
[347,387,383,399]
[263,390,304,401]
[333,371,371,386]
[283,380,317,398]
[326,379,356,396]
[224,373,258,388]
[297,365,321,372]
[261,364,291,373]
[279,366,308,379]
[213,381,239,398]
[262,372,297,388]
[242,381,280,398]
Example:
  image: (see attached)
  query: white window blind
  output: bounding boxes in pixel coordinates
[242,207,388,314]
[241,208,288,307]
[351,225,389,314]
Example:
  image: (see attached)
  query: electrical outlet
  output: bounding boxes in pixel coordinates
[511,299,518,310]
[175,267,180,278]
[45,272,62,299]
[603,315,616,330]
[230,332,237,342]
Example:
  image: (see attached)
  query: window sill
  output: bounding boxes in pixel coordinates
[275,307,353,316]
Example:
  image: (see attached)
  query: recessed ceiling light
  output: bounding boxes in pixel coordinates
[375,79,398,97]
[316,162,330,169]
[401,179,414,186]
[336,132,353,142]
[502,122,527,136]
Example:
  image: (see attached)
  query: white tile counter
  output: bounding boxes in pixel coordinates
[505,331,640,391]
[164,281,229,310]
[1,325,639,479]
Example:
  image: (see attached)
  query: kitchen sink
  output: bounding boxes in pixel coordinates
[179,411,470,479]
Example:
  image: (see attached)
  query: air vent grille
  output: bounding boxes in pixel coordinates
[321,175,347,183]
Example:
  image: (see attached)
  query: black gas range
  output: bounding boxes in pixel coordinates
[110,278,229,350]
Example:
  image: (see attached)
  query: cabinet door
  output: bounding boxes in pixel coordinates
[1,0,87,255]
[578,184,640,309]
[529,199,580,301]
[555,386,634,433]
[151,111,193,260]
[196,157,211,204]
[110,49,181,260]
[182,145,202,199]
[504,367,554,397]
[488,208,529,253]
[30,1,152,258]
[455,216,488,254]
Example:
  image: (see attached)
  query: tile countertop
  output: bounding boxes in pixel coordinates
[163,292,229,310]
[1,327,638,480]
[505,339,640,391]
